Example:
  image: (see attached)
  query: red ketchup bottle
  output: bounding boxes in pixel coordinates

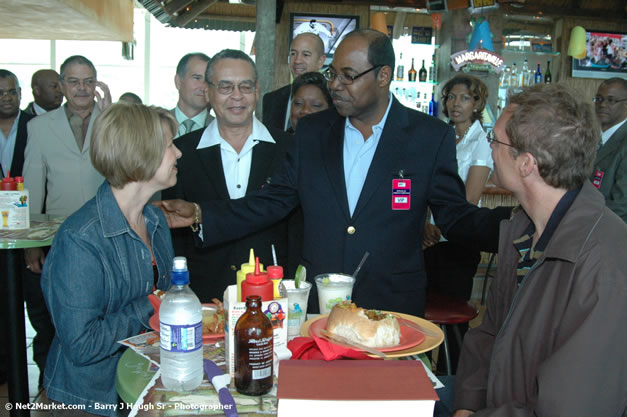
[1,177,16,190]
[240,257,273,302]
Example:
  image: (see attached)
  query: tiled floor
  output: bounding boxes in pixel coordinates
[1,305,48,417]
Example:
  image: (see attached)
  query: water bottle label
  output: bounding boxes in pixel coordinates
[160,321,202,352]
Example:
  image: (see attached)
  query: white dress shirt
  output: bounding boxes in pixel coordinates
[343,93,394,216]
[196,118,276,199]
[174,106,208,138]
[0,110,19,176]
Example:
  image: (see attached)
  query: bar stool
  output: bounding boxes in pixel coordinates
[425,293,478,375]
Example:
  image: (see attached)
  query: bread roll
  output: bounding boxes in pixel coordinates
[326,302,400,348]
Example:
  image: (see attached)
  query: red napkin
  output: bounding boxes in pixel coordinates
[288,335,380,361]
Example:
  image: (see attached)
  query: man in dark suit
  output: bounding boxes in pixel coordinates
[592,77,626,222]
[158,30,508,316]
[23,69,63,117]
[0,70,35,177]
[261,32,326,131]
[172,53,214,138]
[0,69,42,388]
[162,49,291,302]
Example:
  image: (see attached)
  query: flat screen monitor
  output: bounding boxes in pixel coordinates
[572,30,627,79]
[289,13,359,65]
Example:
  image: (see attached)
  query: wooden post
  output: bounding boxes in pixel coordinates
[256,0,277,120]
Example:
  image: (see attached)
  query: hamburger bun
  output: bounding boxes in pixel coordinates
[326,302,400,348]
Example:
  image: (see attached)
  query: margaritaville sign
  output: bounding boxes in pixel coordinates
[450,48,505,73]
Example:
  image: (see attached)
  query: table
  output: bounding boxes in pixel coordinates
[117,313,444,417]
[1,215,63,417]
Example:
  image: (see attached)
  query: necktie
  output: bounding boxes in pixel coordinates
[182,119,195,135]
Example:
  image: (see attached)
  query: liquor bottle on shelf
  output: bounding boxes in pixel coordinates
[419,59,427,82]
[428,54,435,82]
[396,53,405,81]
[428,90,438,117]
[509,62,518,87]
[408,58,417,82]
[534,63,543,84]
[544,60,552,84]
[499,66,510,88]
[520,59,529,86]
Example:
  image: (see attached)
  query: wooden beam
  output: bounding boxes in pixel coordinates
[164,0,194,16]
[173,0,218,26]
[499,3,626,20]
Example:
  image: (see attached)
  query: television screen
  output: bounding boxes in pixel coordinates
[289,13,359,65]
[572,30,627,79]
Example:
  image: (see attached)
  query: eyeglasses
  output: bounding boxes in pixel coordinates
[487,131,516,148]
[0,89,19,97]
[323,65,382,85]
[208,81,256,95]
[62,77,96,88]
[593,96,627,105]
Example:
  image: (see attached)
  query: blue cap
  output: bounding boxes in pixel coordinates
[171,256,189,285]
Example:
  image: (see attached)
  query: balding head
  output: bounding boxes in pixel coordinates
[289,33,326,78]
[595,77,627,131]
[31,69,63,111]
[343,29,395,82]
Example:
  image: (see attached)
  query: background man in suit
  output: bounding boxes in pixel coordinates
[162,49,290,302]
[0,69,36,386]
[261,32,326,131]
[159,30,508,316]
[173,53,214,138]
[452,84,626,417]
[592,77,626,222]
[23,69,63,117]
[0,70,34,177]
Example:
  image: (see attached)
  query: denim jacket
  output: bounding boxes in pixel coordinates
[41,182,173,416]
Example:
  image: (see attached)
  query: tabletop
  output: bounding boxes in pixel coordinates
[0,214,64,249]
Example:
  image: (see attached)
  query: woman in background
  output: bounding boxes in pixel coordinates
[288,71,333,133]
[423,74,492,374]
[41,104,180,416]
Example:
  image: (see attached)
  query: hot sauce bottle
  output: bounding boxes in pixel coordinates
[234,295,273,395]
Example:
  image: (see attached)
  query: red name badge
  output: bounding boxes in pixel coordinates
[392,179,411,210]
[592,170,604,189]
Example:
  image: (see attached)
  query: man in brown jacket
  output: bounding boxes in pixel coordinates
[452,84,627,416]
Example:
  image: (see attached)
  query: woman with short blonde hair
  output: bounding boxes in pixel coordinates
[42,103,181,417]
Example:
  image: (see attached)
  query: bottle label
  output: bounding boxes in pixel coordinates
[248,336,273,380]
[160,321,202,352]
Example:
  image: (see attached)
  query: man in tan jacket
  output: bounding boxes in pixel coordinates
[21,55,111,387]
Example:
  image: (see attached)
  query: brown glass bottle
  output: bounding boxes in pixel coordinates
[234,295,273,395]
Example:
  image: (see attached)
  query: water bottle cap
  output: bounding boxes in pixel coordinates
[171,256,189,285]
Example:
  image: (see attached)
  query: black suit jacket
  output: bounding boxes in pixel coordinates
[1,111,35,177]
[197,97,509,316]
[162,124,292,302]
[261,85,291,131]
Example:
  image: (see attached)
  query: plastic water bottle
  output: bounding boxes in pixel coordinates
[159,257,203,391]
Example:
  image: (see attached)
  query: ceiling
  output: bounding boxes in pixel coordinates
[0,0,624,41]
[0,0,134,41]
[139,0,626,32]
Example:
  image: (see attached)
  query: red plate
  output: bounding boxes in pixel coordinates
[149,303,224,343]
[308,317,425,353]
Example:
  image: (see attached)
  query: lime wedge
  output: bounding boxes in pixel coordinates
[294,264,306,288]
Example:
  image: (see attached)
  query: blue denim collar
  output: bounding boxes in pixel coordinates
[95,181,163,238]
